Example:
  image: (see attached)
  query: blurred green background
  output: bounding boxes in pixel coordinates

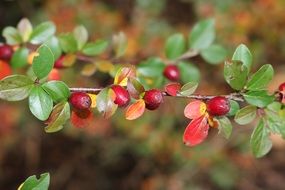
[1,0,285,189]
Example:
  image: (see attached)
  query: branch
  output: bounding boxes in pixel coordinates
[69,87,244,102]
[69,87,103,94]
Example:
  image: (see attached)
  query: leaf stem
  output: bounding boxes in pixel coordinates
[165,49,199,65]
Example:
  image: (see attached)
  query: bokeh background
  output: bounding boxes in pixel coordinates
[1,0,285,189]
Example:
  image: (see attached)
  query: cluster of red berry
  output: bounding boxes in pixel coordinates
[69,87,163,111]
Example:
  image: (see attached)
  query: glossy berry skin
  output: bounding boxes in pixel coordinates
[278,82,285,103]
[111,85,130,107]
[143,89,163,110]
[0,44,13,61]
[206,96,230,116]
[69,92,91,110]
[163,65,180,81]
[279,82,285,91]
[54,55,65,69]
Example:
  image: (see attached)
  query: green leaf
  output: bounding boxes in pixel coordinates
[82,40,108,56]
[243,91,275,108]
[164,33,186,59]
[17,18,33,42]
[127,77,145,99]
[32,45,55,79]
[137,57,165,77]
[45,102,70,133]
[29,21,56,44]
[216,116,232,139]
[42,81,70,103]
[224,60,248,90]
[2,26,22,45]
[227,100,240,116]
[18,173,50,190]
[29,86,53,121]
[10,47,29,68]
[200,44,227,64]
[250,119,272,158]
[44,36,62,60]
[265,109,285,136]
[58,34,78,53]
[179,82,198,96]
[232,44,252,73]
[0,75,34,101]
[178,61,200,83]
[246,64,274,91]
[234,105,257,125]
[267,102,282,112]
[188,19,215,50]
[73,25,88,50]
[96,88,118,118]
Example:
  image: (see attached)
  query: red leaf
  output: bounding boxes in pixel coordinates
[125,99,145,120]
[165,82,181,96]
[0,61,12,80]
[183,115,209,147]
[71,109,93,128]
[184,100,206,119]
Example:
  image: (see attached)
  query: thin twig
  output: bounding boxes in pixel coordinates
[69,87,103,94]
[164,92,244,102]
[69,87,244,102]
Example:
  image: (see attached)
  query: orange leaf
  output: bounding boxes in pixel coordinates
[165,82,181,96]
[96,60,114,73]
[71,109,93,128]
[0,61,12,80]
[81,63,96,76]
[125,99,145,120]
[62,53,76,67]
[88,93,97,108]
[183,115,209,147]
[114,66,136,86]
[48,68,61,81]
[27,52,39,65]
[184,100,206,119]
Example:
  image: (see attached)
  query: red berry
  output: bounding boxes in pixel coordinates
[279,82,285,91]
[163,65,180,81]
[143,89,163,110]
[69,92,91,110]
[111,85,130,107]
[54,55,65,69]
[0,44,13,61]
[206,96,230,116]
